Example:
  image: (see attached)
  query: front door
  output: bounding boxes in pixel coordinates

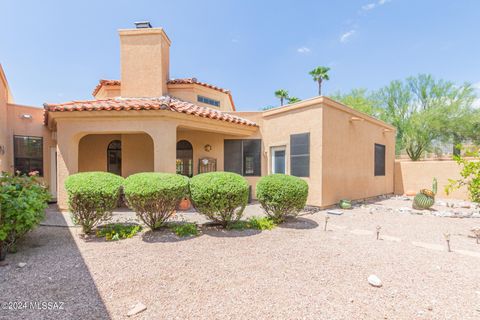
[271,146,286,174]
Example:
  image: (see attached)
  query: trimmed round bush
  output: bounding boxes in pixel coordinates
[256,174,308,222]
[189,172,249,227]
[65,172,124,234]
[123,173,189,230]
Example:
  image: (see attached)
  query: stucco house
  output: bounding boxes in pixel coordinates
[0,23,395,210]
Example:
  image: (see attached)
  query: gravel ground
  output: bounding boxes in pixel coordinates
[2,197,480,320]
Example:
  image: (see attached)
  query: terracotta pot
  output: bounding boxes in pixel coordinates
[178,198,191,211]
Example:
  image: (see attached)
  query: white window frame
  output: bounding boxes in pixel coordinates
[271,146,287,174]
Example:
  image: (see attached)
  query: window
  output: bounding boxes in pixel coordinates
[14,136,43,176]
[176,140,193,177]
[271,146,286,174]
[374,143,386,176]
[224,139,261,176]
[290,133,310,177]
[107,140,122,176]
[197,95,220,107]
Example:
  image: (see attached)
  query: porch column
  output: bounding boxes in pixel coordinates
[146,121,177,173]
[56,125,80,211]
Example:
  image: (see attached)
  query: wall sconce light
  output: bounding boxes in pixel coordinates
[349,117,364,122]
[201,158,209,165]
[204,144,212,152]
[383,129,393,134]
[0,145,5,155]
[20,114,33,120]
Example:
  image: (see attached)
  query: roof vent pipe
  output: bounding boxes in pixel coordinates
[134,21,152,29]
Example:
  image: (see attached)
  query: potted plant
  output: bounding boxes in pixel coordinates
[178,197,191,210]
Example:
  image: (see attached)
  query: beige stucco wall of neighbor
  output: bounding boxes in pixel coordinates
[321,101,395,207]
[0,67,8,172]
[168,84,234,112]
[261,104,323,206]
[394,160,468,200]
[6,105,53,190]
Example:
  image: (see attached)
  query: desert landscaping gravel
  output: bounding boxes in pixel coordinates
[1,197,480,319]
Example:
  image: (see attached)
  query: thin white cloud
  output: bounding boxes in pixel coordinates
[340,30,356,43]
[362,3,376,11]
[297,47,311,54]
[473,82,480,90]
[378,0,391,5]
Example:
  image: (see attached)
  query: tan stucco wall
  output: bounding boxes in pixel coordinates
[394,160,468,199]
[120,28,170,98]
[78,133,154,177]
[94,86,121,99]
[168,84,234,112]
[321,104,395,207]
[0,69,8,172]
[6,105,53,190]
[122,133,154,176]
[262,105,323,206]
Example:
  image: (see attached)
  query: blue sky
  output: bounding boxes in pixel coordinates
[1,0,479,111]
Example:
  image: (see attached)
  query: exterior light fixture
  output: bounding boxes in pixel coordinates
[204,144,212,152]
[202,158,209,166]
[20,114,33,120]
[383,129,392,133]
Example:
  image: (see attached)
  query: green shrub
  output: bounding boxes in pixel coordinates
[446,146,480,202]
[96,223,142,241]
[65,172,124,234]
[123,173,189,230]
[228,216,277,231]
[190,172,249,227]
[256,174,308,222]
[0,172,50,257]
[170,222,198,237]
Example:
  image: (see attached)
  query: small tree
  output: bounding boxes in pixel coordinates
[274,89,289,106]
[287,96,301,104]
[446,146,480,203]
[309,66,330,96]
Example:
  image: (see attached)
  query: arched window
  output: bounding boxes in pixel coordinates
[176,140,193,177]
[107,140,122,176]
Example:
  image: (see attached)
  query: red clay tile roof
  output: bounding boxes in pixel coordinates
[43,96,256,126]
[92,80,121,96]
[168,78,236,111]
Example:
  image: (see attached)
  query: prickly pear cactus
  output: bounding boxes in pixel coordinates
[413,178,437,209]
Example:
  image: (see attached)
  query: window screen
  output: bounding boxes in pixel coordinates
[290,133,310,177]
[374,143,386,176]
[224,140,243,174]
[224,139,261,176]
[14,136,43,176]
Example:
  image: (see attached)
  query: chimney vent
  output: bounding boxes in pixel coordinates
[134,21,152,29]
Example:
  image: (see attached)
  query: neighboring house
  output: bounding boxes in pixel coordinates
[0,23,395,210]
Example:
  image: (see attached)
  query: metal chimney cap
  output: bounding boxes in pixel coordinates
[134,21,152,29]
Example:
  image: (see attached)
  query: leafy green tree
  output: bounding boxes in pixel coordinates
[274,89,289,106]
[330,88,381,117]
[309,66,330,96]
[446,146,480,202]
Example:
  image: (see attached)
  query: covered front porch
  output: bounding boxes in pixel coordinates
[46,109,259,210]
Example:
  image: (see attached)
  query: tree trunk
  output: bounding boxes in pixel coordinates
[318,79,322,96]
[280,98,284,106]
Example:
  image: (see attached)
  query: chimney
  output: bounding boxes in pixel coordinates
[119,22,171,97]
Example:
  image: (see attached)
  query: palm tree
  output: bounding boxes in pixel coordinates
[309,66,330,96]
[287,96,301,104]
[274,89,289,106]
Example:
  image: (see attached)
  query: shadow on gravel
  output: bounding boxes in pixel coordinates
[278,217,319,230]
[0,209,111,320]
[201,223,262,238]
[142,229,201,243]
